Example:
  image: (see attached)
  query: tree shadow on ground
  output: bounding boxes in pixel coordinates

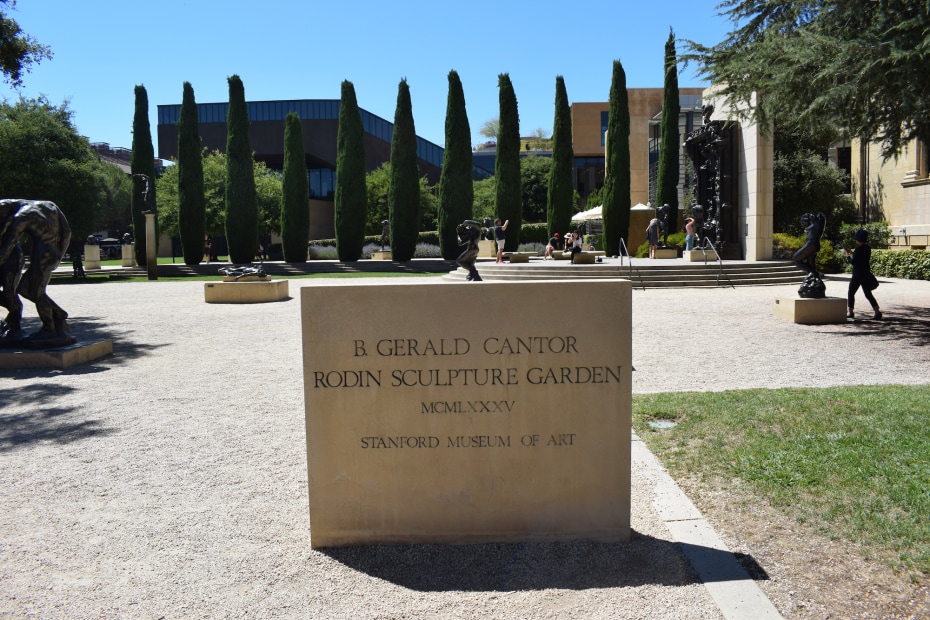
[0,383,115,452]
[817,305,930,347]
[320,531,765,591]
[0,316,168,451]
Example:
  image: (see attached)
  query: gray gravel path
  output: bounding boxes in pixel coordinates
[1,273,927,618]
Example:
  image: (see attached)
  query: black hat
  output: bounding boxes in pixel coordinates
[854,229,868,243]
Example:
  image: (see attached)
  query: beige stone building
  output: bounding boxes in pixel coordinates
[846,139,930,249]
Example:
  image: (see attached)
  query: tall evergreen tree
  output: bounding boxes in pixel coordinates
[334,80,367,262]
[438,70,473,260]
[281,111,309,262]
[388,78,420,262]
[654,28,681,236]
[602,60,631,256]
[495,73,521,252]
[130,84,157,265]
[224,74,258,264]
[547,75,574,237]
[177,81,205,265]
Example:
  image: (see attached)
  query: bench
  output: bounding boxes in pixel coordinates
[502,252,536,263]
[552,250,607,265]
[570,251,605,264]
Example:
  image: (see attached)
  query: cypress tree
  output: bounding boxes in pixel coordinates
[281,111,309,262]
[438,70,473,260]
[602,60,631,256]
[495,73,521,252]
[130,84,157,265]
[334,80,367,262]
[654,28,681,237]
[224,74,258,264]
[177,81,205,265]
[388,78,420,262]
[547,75,574,238]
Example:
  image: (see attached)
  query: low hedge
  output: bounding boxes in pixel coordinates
[870,250,930,280]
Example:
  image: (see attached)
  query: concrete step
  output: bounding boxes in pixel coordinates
[443,260,807,288]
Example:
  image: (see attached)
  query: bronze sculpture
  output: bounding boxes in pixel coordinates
[0,199,76,347]
[380,220,390,252]
[794,212,827,298]
[456,220,483,281]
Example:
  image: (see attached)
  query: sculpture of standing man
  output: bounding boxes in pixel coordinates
[0,199,76,347]
[456,220,483,282]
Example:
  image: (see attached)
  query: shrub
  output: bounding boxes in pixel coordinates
[837,221,892,250]
[871,250,930,280]
[520,222,551,245]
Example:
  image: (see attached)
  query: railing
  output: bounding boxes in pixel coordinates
[696,238,733,288]
[618,238,646,291]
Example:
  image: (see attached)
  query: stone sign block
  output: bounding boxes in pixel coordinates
[301,279,632,548]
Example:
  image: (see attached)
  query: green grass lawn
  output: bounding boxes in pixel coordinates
[634,385,930,577]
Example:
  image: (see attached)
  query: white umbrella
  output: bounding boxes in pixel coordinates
[571,205,602,221]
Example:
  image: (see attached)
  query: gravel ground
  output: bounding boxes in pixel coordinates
[1,273,927,618]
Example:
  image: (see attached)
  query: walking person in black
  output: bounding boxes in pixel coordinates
[844,229,881,320]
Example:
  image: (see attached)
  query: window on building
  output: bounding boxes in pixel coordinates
[601,112,608,147]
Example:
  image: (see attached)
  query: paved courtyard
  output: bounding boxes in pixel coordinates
[1,272,927,618]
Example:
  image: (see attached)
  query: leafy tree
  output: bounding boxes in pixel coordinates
[157,151,282,244]
[177,81,205,265]
[479,118,498,142]
[224,74,258,264]
[438,69,473,260]
[0,0,51,87]
[388,79,420,262]
[365,163,436,237]
[547,75,574,236]
[654,28,680,231]
[131,85,157,264]
[472,176,496,222]
[495,73,522,251]
[520,154,550,223]
[281,111,309,262]
[602,60,631,256]
[683,0,930,160]
[0,96,102,243]
[95,160,132,236]
[774,123,856,239]
[334,80,367,261]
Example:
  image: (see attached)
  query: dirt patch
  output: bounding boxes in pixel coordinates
[679,478,930,618]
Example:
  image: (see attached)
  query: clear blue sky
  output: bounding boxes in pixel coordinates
[2,0,734,153]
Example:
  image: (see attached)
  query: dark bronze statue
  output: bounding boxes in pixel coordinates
[684,104,730,252]
[794,212,827,298]
[656,204,670,247]
[0,199,76,348]
[219,265,267,281]
[456,220,483,281]
[380,220,390,252]
[132,173,154,212]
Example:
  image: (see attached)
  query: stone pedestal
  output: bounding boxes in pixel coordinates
[83,245,101,270]
[683,249,718,262]
[654,248,678,259]
[371,251,392,261]
[0,340,113,369]
[301,279,632,548]
[144,212,157,280]
[505,252,533,263]
[773,296,847,324]
[121,244,136,267]
[572,252,597,264]
[204,279,289,303]
[479,239,495,258]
